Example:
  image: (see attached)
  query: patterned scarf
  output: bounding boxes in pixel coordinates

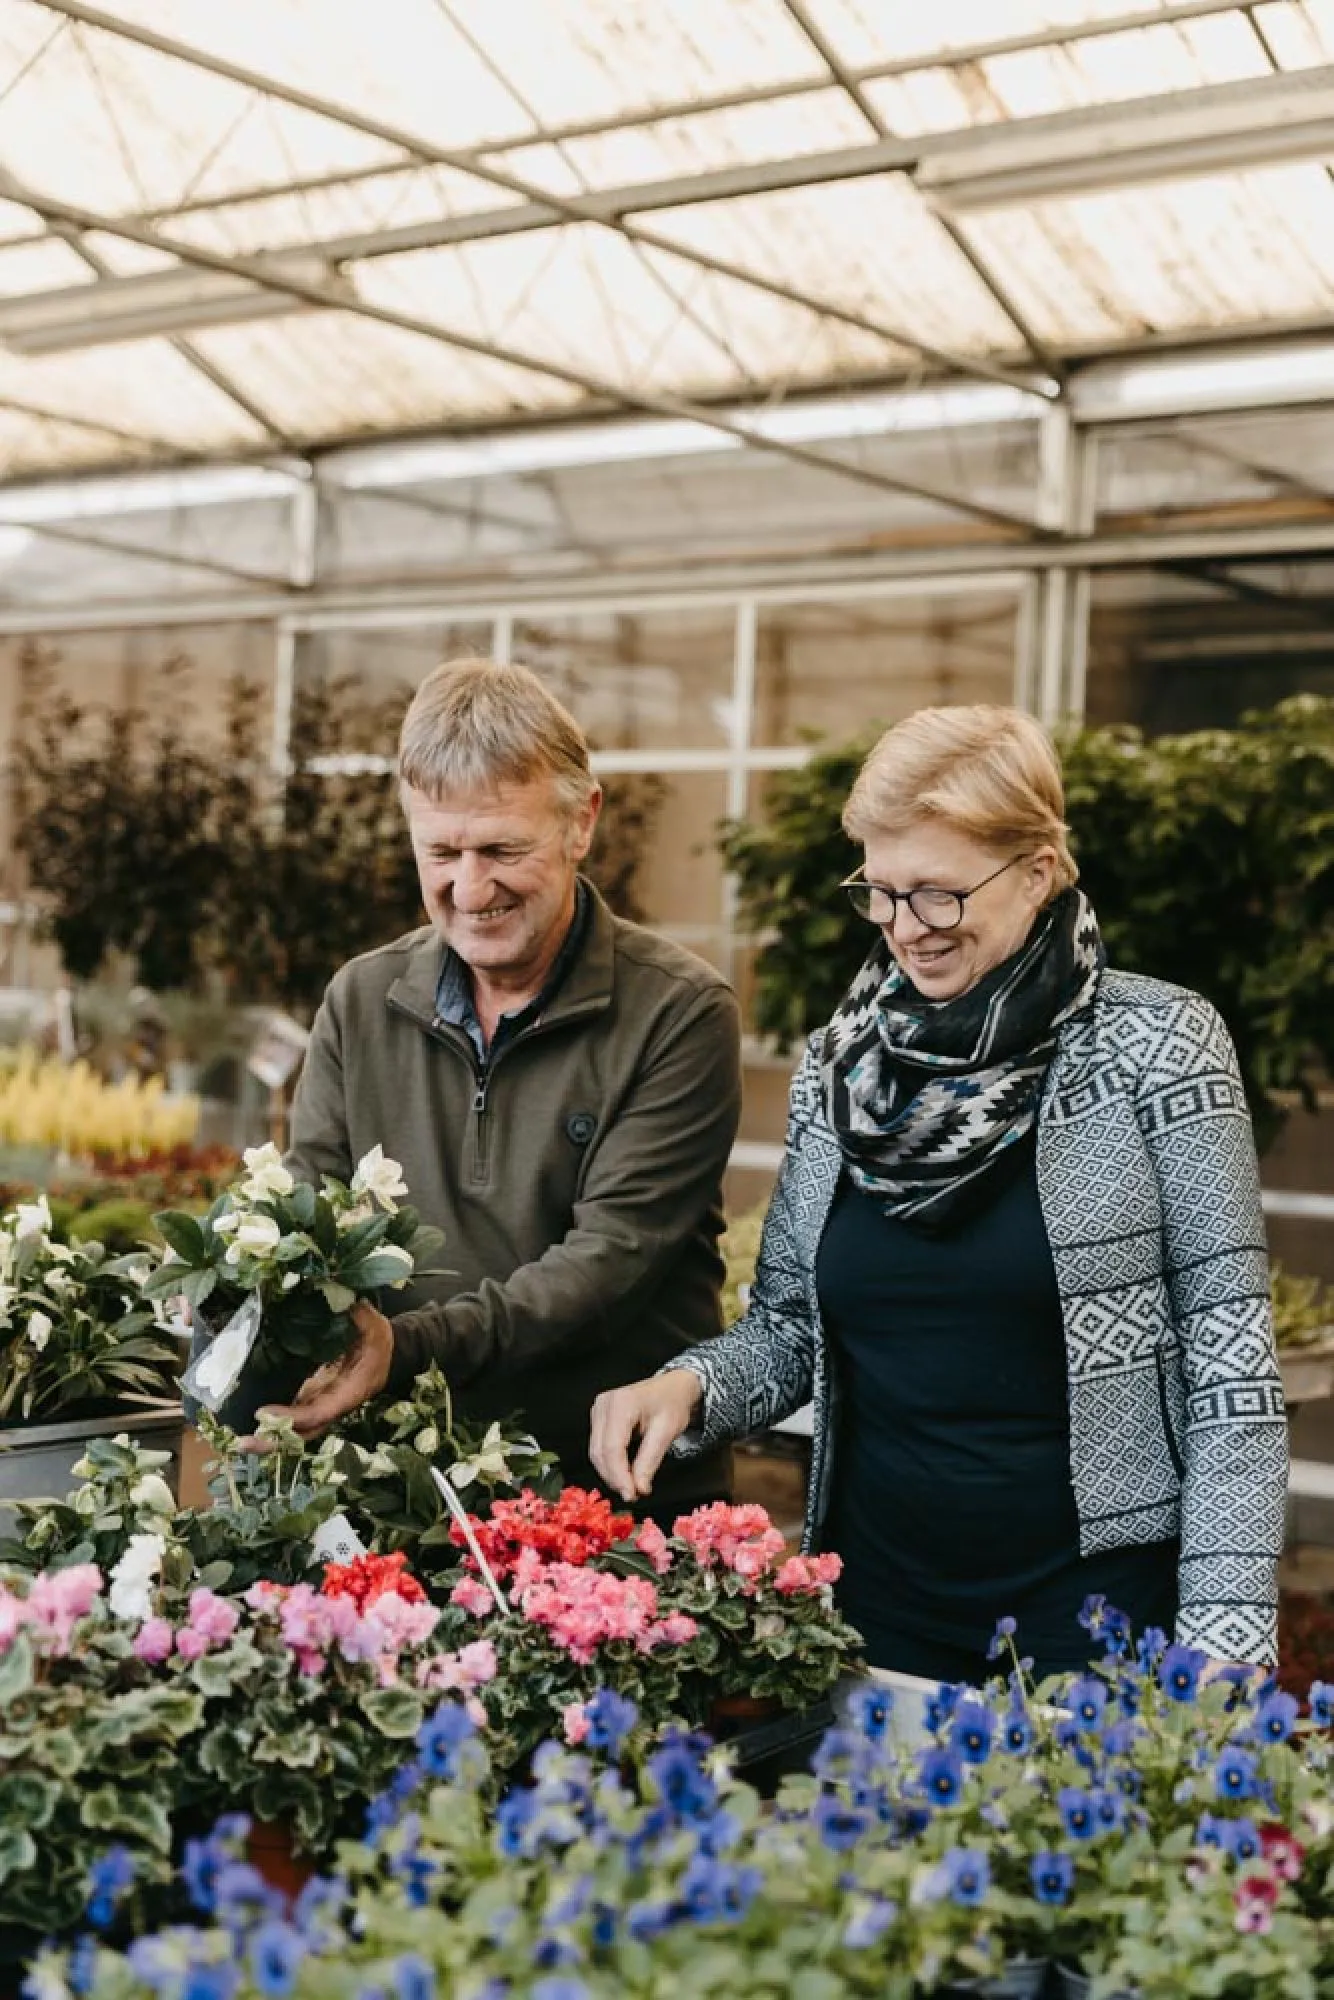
[822,887,1105,1233]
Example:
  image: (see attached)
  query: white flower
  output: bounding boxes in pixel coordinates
[281,1272,300,1291]
[125,1263,152,1289]
[351,1145,410,1213]
[0,1282,13,1321]
[26,1310,53,1352]
[45,1267,74,1297]
[335,1201,373,1232]
[228,1214,282,1261]
[448,1422,519,1489]
[211,1209,241,1236]
[108,1532,166,1621]
[413,1426,440,1458]
[372,1244,414,1286]
[128,1473,176,1516]
[13,1196,52,1241]
[240,1143,295,1201]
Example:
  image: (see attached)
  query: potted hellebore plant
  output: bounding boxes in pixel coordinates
[141,1145,443,1430]
[0,1194,182,1508]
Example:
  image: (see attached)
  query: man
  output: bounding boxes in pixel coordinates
[269,656,740,1512]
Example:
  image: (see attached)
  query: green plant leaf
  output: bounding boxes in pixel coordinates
[152,1212,207,1265]
[359,1686,425,1739]
[80,1785,172,1850]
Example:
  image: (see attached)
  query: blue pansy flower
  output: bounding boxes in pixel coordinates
[1031,1851,1074,1905]
[987,1615,1017,1661]
[531,1936,581,1972]
[583,1687,638,1755]
[847,1684,894,1741]
[85,1847,137,1930]
[1159,1643,1208,1703]
[1307,1680,1334,1726]
[1093,1787,1125,1833]
[1057,1788,1097,1841]
[924,1683,962,1733]
[182,1967,239,2000]
[950,1700,994,1766]
[843,1897,896,1949]
[625,1898,675,1942]
[1001,1707,1034,1756]
[248,1922,307,1999]
[1067,1677,1109,1731]
[392,1957,434,2000]
[1195,1810,1227,1848]
[1222,1818,1263,1863]
[1254,1691,1299,1744]
[938,1847,989,1906]
[416,1702,475,1781]
[1136,1627,1169,1670]
[814,1794,869,1853]
[1215,1745,1259,1801]
[918,1746,966,1807]
[645,1739,717,1822]
[531,1981,590,2000]
[495,1789,538,1858]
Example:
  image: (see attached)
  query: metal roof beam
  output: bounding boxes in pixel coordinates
[99,0,1254,215]
[0,513,296,588]
[2,510,1334,637]
[776,0,1065,381]
[27,0,1054,404]
[0,164,1040,534]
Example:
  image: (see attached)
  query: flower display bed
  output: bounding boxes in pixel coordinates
[14,1605,1334,2000]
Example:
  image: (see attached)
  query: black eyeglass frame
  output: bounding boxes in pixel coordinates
[839,852,1029,931]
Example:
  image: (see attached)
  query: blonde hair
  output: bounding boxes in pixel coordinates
[842,704,1078,891]
[398,657,596,816]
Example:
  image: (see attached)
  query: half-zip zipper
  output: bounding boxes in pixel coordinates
[388,991,607,1189]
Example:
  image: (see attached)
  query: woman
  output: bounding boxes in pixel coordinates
[590,705,1287,1679]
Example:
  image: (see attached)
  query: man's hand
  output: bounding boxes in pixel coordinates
[253,1300,395,1441]
[589,1370,703,1502]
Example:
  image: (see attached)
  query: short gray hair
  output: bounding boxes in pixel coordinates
[398,657,596,815]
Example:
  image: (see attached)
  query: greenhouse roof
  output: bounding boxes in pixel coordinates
[0,0,1331,486]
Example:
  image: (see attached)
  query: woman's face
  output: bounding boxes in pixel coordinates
[860,820,1058,1002]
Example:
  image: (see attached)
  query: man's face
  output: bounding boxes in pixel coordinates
[402,773,600,986]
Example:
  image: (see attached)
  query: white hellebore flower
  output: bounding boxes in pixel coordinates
[26,1310,53,1352]
[224,1213,283,1265]
[128,1473,176,1516]
[109,1532,166,1622]
[448,1422,518,1489]
[351,1145,410,1213]
[211,1209,241,1237]
[13,1195,52,1241]
[240,1143,295,1201]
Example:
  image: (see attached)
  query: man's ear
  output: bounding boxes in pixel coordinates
[567,783,602,864]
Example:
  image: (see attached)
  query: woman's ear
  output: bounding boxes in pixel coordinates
[1027,845,1059,905]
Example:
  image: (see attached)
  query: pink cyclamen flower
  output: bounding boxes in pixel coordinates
[0,1591,28,1654]
[450,1576,498,1618]
[657,1612,699,1646]
[563,1702,592,1745]
[363,1594,439,1656]
[132,1616,175,1665]
[186,1589,241,1649]
[634,1519,673,1576]
[465,1695,487,1729]
[174,1626,208,1662]
[774,1552,843,1596]
[27,1565,105,1652]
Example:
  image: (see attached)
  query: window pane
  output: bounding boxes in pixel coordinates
[753,590,1019,747]
[295,622,494,757]
[513,607,735,751]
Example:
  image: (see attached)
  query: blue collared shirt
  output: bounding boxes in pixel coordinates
[434,879,591,1067]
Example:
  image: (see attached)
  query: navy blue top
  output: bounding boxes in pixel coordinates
[816,1139,1178,1676]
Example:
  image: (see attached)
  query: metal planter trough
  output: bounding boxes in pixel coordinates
[0,1405,186,1512]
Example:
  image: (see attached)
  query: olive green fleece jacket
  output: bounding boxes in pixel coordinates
[286,883,741,1503]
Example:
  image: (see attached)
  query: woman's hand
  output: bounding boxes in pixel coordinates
[589,1370,703,1502]
[248,1300,394,1443]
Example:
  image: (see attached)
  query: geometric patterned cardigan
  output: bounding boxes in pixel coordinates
[673,970,1288,1666]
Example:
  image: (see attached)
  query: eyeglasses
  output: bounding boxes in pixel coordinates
[840,852,1028,931]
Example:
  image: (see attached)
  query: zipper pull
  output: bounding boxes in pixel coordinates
[473,1080,488,1115]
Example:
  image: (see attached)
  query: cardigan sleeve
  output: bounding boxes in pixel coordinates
[1132,990,1287,1665]
[670,1035,826,1456]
